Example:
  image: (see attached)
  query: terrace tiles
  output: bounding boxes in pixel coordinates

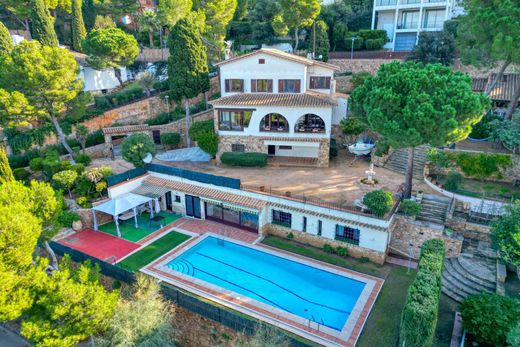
[174,218,259,244]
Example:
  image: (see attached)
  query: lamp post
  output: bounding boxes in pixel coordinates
[165,95,170,114]
[350,36,356,64]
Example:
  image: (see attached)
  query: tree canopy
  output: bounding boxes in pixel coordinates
[121,133,156,167]
[491,201,520,266]
[195,0,237,52]
[157,0,192,28]
[137,9,161,48]
[0,21,14,56]
[71,0,87,52]
[276,0,320,51]
[406,30,456,66]
[30,0,59,47]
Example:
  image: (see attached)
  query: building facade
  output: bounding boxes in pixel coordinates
[371,0,464,51]
[210,49,348,167]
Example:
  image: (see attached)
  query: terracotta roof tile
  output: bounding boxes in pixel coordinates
[473,73,519,101]
[209,92,337,107]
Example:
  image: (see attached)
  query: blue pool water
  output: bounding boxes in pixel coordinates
[166,236,366,331]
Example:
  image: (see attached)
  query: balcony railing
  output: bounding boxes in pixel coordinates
[376,0,397,5]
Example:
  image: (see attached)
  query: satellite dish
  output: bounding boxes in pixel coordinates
[142,153,153,164]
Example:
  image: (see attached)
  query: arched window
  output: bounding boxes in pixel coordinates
[259,113,289,132]
[294,114,325,133]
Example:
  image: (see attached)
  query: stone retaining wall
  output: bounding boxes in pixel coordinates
[445,217,492,241]
[263,223,387,265]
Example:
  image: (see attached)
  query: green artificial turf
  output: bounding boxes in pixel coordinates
[99,211,181,242]
[117,231,190,271]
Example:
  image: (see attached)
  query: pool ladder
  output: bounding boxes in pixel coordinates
[308,315,324,332]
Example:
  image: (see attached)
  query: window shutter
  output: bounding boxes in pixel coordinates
[295,80,301,93]
[239,79,244,92]
[251,79,256,92]
[225,79,230,92]
[325,77,331,89]
[267,79,273,93]
[278,80,284,93]
[310,77,315,89]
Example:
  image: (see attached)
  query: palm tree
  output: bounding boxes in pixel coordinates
[137,10,161,48]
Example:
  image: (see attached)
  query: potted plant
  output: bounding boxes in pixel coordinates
[398,199,422,221]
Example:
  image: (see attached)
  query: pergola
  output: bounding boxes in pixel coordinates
[91,193,154,238]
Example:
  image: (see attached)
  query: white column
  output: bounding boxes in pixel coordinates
[133,207,138,228]
[149,200,154,218]
[92,210,98,230]
[113,215,121,238]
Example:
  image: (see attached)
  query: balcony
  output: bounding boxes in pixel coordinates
[376,0,397,6]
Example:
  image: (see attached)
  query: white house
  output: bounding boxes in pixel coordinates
[210,49,348,167]
[371,0,464,51]
[73,52,128,93]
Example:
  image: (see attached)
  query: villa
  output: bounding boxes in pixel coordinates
[210,49,348,167]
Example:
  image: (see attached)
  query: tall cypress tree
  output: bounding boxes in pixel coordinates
[0,147,14,183]
[0,21,13,56]
[71,0,86,52]
[30,0,59,47]
[82,0,96,31]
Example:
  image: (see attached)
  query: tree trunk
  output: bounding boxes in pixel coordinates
[148,30,154,48]
[293,28,300,52]
[485,60,511,95]
[44,240,58,271]
[185,100,191,148]
[114,67,124,87]
[403,147,415,199]
[50,114,74,156]
[504,82,520,120]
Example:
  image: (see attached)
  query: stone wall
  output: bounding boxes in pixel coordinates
[263,223,387,265]
[391,215,463,259]
[84,143,107,159]
[76,207,112,229]
[445,217,492,241]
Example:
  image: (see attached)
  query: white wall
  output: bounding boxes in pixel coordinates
[271,145,319,158]
[306,65,335,94]
[79,66,128,92]
[332,97,348,125]
[375,10,396,42]
[108,175,148,198]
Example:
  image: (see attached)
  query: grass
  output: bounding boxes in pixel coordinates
[434,295,460,347]
[261,235,416,346]
[117,230,190,271]
[99,211,182,242]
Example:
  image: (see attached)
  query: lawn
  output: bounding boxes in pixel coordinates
[261,235,416,347]
[117,230,191,271]
[99,211,182,242]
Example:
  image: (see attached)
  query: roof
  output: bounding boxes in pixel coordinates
[214,49,340,71]
[132,184,171,199]
[103,124,150,135]
[209,92,337,107]
[92,193,153,216]
[472,73,519,101]
[143,176,266,211]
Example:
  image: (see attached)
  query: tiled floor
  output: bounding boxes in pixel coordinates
[175,218,259,244]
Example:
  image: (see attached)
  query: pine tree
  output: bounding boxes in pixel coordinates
[71,0,87,52]
[81,0,96,31]
[30,0,59,47]
[0,146,14,183]
[0,21,13,56]
[312,20,330,62]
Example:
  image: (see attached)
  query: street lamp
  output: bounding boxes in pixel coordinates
[165,95,170,114]
[350,36,357,63]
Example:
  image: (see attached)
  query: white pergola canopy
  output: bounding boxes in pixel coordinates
[91,193,154,238]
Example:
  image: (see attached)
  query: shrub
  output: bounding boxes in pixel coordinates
[221,152,267,167]
[76,196,91,208]
[374,141,390,157]
[94,95,110,110]
[340,117,367,137]
[85,130,105,147]
[447,152,512,179]
[53,170,78,197]
[507,322,520,347]
[29,157,44,171]
[287,232,294,240]
[335,246,348,257]
[71,163,85,174]
[189,120,214,141]
[121,133,156,167]
[443,171,462,191]
[323,244,333,253]
[363,190,394,217]
[365,38,385,50]
[57,210,81,228]
[399,239,445,347]
[160,132,181,148]
[461,293,520,346]
[399,199,422,217]
[359,256,369,263]
[74,153,92,165]
[13,167,30,181]
[358,29,388,42]
[196,131,219,157]
[426,148,451,170]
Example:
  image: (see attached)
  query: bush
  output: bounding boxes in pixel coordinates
[323,244,333,253]
[287,232,294,240]
[94,95,110,110]
[221,152,267,167]
[447,152,512,179]
[85,130,105,147]
[335,246,348,257]
[121,133,156,167]
[363,190,394,217]
[144,111,184,125]
[399,199,422,217]
[74,153,92,165]
[76,196,92,208]
[359,256,369,263]
[160,132,181,148]
[374,141,390,157]
[57,210,81,228]
[340,117,367,137]
[71,163,85,174]
[507,322,520,347]
[443,171,462,191]
[189,120,214,141]
[399,239,445,347]
[365,38,385,50]
[426,148,451,170]
[29,157,44,171]
[13,167,30,181]
[461,293,520,346]
[196,131,219,157]
[358,29,388,42]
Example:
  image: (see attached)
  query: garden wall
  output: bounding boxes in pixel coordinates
[445,217,492,241]
[390,215,463,259]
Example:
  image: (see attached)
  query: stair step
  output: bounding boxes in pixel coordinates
[441,284,466,303]
[457,256,496,283]
[442,271,485,296]
[444,261,495,292]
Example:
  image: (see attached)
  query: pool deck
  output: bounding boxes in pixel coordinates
[142,233,384,347]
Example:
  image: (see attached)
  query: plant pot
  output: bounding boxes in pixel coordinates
[259,186,265,192]
[285,191,291,197]
[72,220,83,231]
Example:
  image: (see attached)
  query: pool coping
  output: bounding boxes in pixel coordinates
[142,233,384,347]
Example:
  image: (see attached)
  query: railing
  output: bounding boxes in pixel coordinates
[107,167,147,187]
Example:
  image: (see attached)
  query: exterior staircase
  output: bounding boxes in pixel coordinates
[442,240,497,303]
[417,194,451,225]
[383,145,430,178]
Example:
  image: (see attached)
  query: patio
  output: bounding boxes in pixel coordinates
[99,211,182,242]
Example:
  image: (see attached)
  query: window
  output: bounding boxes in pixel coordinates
[272,210,292,228]
[174,195,181,203]
[279,79,301,93]
[258,58,265,64]
[279,145,292,150]
[225,79,244,92]
[295,114,325,133]
[335,225,360,245]
[309,76,331,89]
[317,220,322,236]
[259,113,289,132]
[251,79,273,92]
[399,11,420,29]
[423,9,446,29]
[231,143,245,152]
[218,110,253,131]
[302,216,307,232]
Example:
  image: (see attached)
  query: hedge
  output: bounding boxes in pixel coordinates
[189,120,214,141]
[160,132,181,148]
[399,239,445,347]
[221,152,267,167]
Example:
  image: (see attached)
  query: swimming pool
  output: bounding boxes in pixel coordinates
[165,236,366,331]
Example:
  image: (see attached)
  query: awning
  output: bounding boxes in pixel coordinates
[132,184,171,199]
[202,197,259,214]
